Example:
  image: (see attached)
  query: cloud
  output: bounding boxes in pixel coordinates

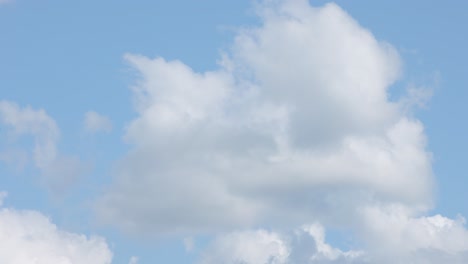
[96,0,468,262]
[358,204,468,263]
[84,111,113,134]
[201,229,288,264]
[97,0,432,234]
[0,101,87,195]
[200,223,364,264]
[0,193,113,264]
[201,216,468,263]
[128,256,139,264]
[0,101,59,168]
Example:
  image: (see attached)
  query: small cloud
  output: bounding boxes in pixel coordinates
[84,111,113,134]
[128,256,139,264]
[0,100,59,169]
[400,71,440,111]
[400,85,433,112]
[0,101,88,196]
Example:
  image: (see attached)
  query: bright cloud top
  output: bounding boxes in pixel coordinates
[0,193,112,264]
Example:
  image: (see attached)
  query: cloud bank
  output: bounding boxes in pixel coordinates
[96,0,468,262]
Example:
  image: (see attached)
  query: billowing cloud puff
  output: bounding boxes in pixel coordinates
[202,218,468,263]
[201,229,289,264]
[200,223,364,264]
[96,0,468,262]
[97,0,432,234]
[0,193,112,264]
[359,204,468,263]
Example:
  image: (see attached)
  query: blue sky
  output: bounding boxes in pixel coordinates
[1,0,468,263]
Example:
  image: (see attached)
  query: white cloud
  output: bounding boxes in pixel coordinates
[84,111,113,134]
[40,155,90,196]
[200,223,364,264]
[0,101,87,194]
[97,0,432,234]
[202,217,468,263]
[358,204,468,263]
[96,0,468,262]
[0,194,112,264]
[201,229,288,264]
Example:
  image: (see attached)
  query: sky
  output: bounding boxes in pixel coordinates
[1,0,468,263]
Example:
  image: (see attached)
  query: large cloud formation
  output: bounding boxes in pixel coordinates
[0,193,112,264]
[97,0,468,262]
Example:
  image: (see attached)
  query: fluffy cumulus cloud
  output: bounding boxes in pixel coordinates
[0,193,112,264]
[96,0,468,262]
[201,223,364,264]
[0,101,86,194]
[84,111,113,134]
[201,229,289,264]
[358,204,468,263]
[201,209,468,263]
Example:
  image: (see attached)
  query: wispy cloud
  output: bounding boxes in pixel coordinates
[0,101,59,168]
[84,111,113,134]
[0,101,88,196]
